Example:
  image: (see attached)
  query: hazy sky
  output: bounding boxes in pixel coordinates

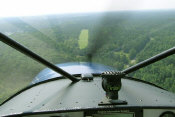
[0,0,175,17]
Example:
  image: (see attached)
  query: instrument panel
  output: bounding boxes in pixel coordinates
[20,109,175,117]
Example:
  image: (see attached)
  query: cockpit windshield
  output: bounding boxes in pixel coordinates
[0,0,175,105]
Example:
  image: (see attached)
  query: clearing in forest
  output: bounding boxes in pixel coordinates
[78,29,88,49]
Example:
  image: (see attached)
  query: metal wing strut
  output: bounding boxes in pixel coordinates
[0,32,79,82]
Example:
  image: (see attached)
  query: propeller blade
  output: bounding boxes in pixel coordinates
[86,23,111,62]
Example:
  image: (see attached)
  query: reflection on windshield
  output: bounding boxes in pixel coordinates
[0,10,175,104]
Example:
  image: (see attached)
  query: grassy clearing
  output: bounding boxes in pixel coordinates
[78,29,88,49]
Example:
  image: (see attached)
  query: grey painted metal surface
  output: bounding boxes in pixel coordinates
[1,77,175,116]
[31,62,115,84]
